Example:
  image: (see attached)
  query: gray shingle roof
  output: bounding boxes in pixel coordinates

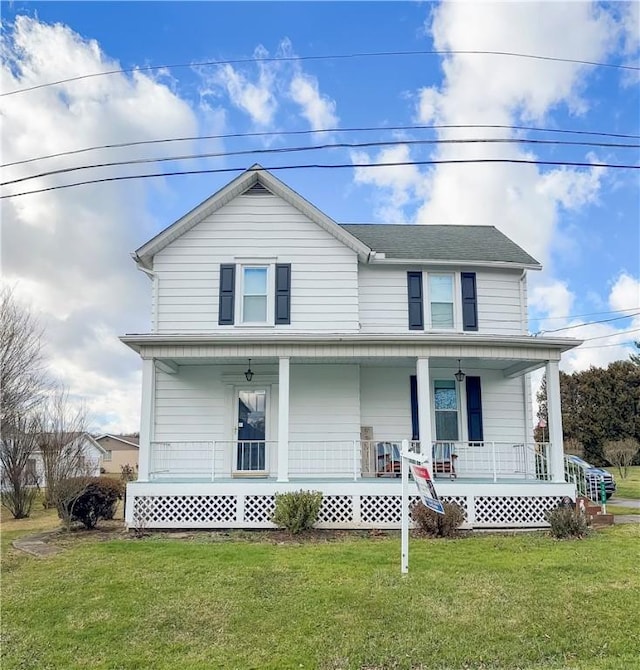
[340,224,540,266]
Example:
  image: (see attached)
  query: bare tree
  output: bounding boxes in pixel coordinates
[0,286,49,423]
[603,438,639,479]
[39,387,90,508]
[0,413,40,518]
[1,286,50,517]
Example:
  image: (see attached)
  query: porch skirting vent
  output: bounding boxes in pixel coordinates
[128,491,566,530]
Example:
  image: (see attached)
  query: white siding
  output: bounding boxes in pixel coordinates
[289,364,360,442]
[154,193,359,333]
[478,370,527,443]
[360,366,413,441]
[358,265,524,335]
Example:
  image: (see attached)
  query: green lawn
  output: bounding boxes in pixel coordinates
[2,519,639,670]
[607,465,640,500]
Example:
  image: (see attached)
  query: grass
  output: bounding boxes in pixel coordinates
[606,465,640,500]
[2,517,639,670]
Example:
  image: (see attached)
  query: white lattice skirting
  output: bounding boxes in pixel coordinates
[126,481,575,530]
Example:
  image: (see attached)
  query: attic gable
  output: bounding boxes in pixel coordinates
[133,166,371,269]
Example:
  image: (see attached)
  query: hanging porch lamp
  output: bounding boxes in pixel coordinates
[244,359,254,382]
[454,359,466,383]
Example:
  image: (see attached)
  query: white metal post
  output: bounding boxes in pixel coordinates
[277,357,290,482]
[492,441,497,482]
[138,358,155,482]
[416,357,433,471]
[401,438,409,574]
[211,441,216,482]
[546,359,566,483]
[353,440,358,481]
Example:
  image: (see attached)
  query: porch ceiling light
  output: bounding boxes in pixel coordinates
[454,359,466,383]
[244,359,254,382]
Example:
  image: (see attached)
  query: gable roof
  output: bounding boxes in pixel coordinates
[341,224,541,268]
[95,434,140,449]
[133,165,372,268]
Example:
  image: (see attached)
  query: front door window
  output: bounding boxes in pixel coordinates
[236,389,266,471]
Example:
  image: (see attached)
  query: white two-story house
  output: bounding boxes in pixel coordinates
[121,165,578,529]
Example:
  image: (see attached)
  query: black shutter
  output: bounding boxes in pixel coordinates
[218,264,235,325]
[407,272,424,330]
[465,376,484,442]
[274,263,291,324]
[410,375,419,440]
[461,272,478,331]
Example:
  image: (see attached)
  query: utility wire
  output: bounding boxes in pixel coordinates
[581,328,640,342]
[530,307,640,322]
[579,340,639,350]
[5,123,639,170]
[4,136,639,188]
[3,158,639,200]
[539,312,640,335]
[3,48,639,97]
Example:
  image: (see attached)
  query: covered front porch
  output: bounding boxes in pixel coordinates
[123,333,576,528]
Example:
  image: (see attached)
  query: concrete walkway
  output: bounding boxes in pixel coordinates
[12,531,62,557]
[612,497,640,508]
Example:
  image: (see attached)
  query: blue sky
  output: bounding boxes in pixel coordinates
[1,1,639,431]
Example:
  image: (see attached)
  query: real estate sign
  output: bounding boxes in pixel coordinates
[410,464,444,515]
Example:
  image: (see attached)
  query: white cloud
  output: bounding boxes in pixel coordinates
[1,16,199,432]
[211,46,278,127]
[351,144,426,222]
[289,71,338,131]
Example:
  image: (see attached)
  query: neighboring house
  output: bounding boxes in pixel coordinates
[28,433,105,486]
[96,434,139,474]
[121,165,579,530]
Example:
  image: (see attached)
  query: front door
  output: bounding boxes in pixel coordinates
[235,389,267,473]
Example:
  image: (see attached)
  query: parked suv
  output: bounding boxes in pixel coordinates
[566,455,616,500]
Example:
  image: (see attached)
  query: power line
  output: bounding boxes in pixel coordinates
[5,136,639,188]
[5,123,639,170]
[539,312,640,335]
[578,340,639,350]
[581,328,640,342]
[2,158,638,200]
[3,48,639,98]
[530,307,640,322]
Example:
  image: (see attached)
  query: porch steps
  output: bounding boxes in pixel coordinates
[576,496,614,527]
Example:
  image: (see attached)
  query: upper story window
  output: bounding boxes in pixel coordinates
[242,267,269,323]
[218,262,291,326]
[407,271,477,332]
[429,274,454,329]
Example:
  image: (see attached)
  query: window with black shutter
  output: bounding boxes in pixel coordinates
[218,264,236,325]
[465,376,484,442]
[407,271,424,330]
[274,263,291,324]
[461,272,478,331]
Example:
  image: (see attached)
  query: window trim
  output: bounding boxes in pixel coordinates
[235,261,276,327]
[425,272,460,332]
[432,379,461,442]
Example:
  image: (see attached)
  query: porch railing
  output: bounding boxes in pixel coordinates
[149,439,550,482]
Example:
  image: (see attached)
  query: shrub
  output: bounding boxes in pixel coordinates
[411,501,465,538]
[546,505,589,539]
[55,476,124,529]
[272,490,323,534]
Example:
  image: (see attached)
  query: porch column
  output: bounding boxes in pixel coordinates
[416,357,433,471]
[545,359,565,483]
[277,357,290,482]
[137,357,155,482]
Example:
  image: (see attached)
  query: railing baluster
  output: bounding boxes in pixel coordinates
[492,441,497,482]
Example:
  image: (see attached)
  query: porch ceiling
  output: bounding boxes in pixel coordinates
[157,355,546,375]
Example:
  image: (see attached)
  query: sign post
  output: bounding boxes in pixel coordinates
[400,440,445,574]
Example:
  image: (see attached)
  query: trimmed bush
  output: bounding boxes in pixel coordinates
[411,501,465,538]
[56,476,124,529]
[546,505,589,539]
[272,490,323,534]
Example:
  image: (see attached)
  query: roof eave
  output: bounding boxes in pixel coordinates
[369,258,542,271]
